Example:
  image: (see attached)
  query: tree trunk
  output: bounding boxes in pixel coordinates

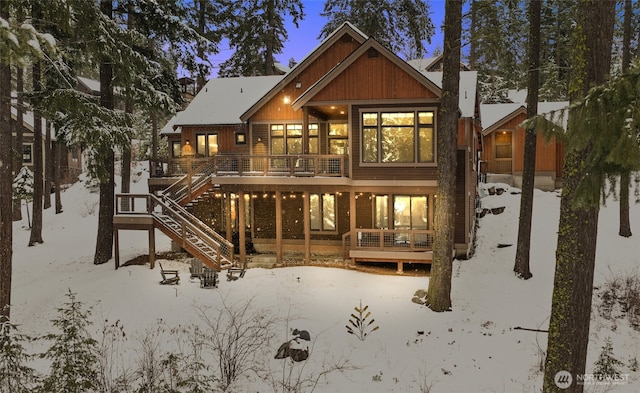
[196,0,207,92]
[513,0,541,279]
[618,0,632,238]
[426,0,462,312]
[264,0,276,76]
[44,121,52,210]
[0,2,13,321]
[12,66,24,221]
[29,5,44,247]
[94,0,115,265]
[120,6,134,209]
[54,141,63,214]
[543,2,615,392]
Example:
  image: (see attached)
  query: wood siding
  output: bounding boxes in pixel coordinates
[311,53,438,102]
[252,35,360,122]
[482,112,563,176]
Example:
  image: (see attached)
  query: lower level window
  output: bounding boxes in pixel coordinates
[310,193,336,231]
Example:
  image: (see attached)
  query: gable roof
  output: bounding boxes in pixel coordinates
[240,22,368,122]
[291,38,442,110]
[480,101,569,135]
[173,75,283,127]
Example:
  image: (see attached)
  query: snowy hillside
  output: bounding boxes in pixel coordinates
[10,163,640,392]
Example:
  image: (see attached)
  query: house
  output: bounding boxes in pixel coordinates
[10,101,83,185]
[480,101,568,190]
[142,23,481,273]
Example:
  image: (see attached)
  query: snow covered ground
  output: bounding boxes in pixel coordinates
[11,163,640,392]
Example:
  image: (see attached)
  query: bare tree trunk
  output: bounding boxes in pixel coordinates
[29,3,44,246]
[513,0,541,279]
[543,2,615,392]
[54,140,63,214]
[94,0,115,265]
[12,66,24,221]
[44,121,52,210]
[426,0,462,312]
[0,1,13,321]
[120,5,134,208]
[618,0,633,238]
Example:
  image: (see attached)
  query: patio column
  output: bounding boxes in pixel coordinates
[303,191,310,264]
[238,191,246,264]
[275,191,282,263]
[349,191,357,265]
[225,192,232,242]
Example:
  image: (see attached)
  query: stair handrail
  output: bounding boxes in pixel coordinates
[162,158,217,204]
[149,194,234,265]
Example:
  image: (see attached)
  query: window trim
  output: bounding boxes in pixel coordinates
[23,143,33,165]
[359,108,437,166]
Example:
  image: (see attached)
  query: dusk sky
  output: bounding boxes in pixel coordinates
[208,0,447,76]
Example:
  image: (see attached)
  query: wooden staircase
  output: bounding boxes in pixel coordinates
[114,159,233,271]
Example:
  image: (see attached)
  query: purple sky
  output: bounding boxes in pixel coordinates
[207,0,446,76]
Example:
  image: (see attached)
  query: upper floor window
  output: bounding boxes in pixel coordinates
[23,144,33,164]
[171,141,182,158]
[328,122,348,155]
[196,133,218,156]
[362,110,434,164]
[308,123,319,154]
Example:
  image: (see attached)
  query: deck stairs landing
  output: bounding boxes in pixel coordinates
[114,158,233,271]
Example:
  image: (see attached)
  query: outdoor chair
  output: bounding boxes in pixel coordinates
[159,262,180,285]
[200,268,218,288]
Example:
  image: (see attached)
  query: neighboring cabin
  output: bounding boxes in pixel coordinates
[480,100,568,190]
[150,23,482,271]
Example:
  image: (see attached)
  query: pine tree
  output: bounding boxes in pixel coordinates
[28,1,44,247]
[319,0,434,59]
[0,320,39,392]
[0,0,57,322]
[220,0,304,77]
[466,0,527,100]
[39,290,98,393]
[425,0,462,312]
[543,1,617,391]
[513,0,540,280]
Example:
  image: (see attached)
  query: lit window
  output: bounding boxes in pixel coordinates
[310,193,336,231]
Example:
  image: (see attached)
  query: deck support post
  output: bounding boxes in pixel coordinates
[349,191,357,266]
[225,192,232,242]
[303,191,310,264]
[149,227,155,269]
[238,191,246,264]
[275,191,282,264]
[397,261,403,274]
[114,228,120,270]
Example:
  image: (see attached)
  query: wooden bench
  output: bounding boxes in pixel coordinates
[200,268,218,288]
[159,262,180,285]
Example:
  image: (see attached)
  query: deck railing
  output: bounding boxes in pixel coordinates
[150,155,349,178]
[342,229,434,258]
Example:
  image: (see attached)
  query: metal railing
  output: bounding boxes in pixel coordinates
[342,228,434,258]
[150,154,349,178]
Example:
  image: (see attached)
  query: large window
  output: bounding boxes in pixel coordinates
[328,123,348,155]
[362,110,434,163]
[171,141,182,158]
[196,133,218,156]
[270,123,310,154]
[309,193,336,231]
[393,195,428,230]
[374,195,389,229]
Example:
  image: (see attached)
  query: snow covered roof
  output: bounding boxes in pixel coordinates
[11,94,55,138]
[421,71,479,118]
[172,75,283,127]
[77,76,101,95]
[507,89,527,104]
[480,101,569,135]
[160,113,180,135]
[405,57,441,72]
